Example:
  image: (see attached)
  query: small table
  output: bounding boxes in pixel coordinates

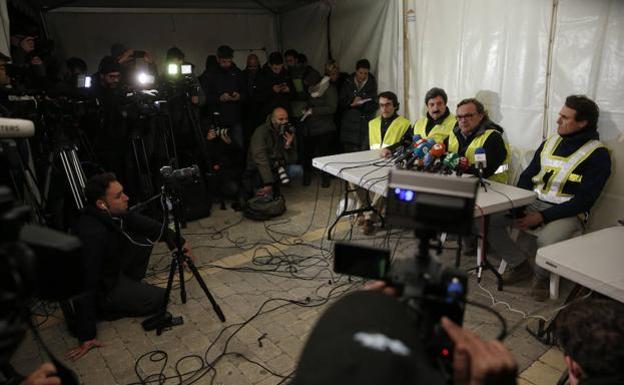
[536,226,624,302]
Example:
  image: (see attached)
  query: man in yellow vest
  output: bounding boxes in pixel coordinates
[445,98,510,184]
[414,87,456,143]
[488,95,611,301]
[356,91,411,235]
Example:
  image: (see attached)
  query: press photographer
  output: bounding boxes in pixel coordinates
[65,172,194,360]
[242,107,300,216]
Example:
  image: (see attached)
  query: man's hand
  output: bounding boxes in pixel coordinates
[65,339,105,361]
[219,93,231,102]
[441,317,517,385]
[231,92,241,101]
[351,96,363,107]
[272,84,282,93]
[280,83,290,93]
[362,280,398,297]
[30,56,43,66]
[380,148,392,158]
[256,185,273,197]
[283,131,294,148]
[20,37,35,53]
[117,49,134,64]
[514,211,543,230]
[19,363,60,385]
[206,129,217,141]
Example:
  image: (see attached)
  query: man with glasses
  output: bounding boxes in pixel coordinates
[356,91,411,235]
[445,98,509,183]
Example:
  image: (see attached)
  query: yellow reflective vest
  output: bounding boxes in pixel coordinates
[368,115,411,149]
[531,135,605,204]
[448,129,510,184]
[413,114,456,144]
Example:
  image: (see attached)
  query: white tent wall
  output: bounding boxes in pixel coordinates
[404,0,552,181]
[280,0,404,105]
[45,9,278,73]
[0,0,9,57]
[548,0,624,230]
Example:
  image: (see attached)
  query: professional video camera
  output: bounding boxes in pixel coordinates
[279,121,295,136]
[0,185,83,383]
[334,170,479,383]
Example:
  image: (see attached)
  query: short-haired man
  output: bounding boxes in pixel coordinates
[254,52,295,123]
[445,98,510,183]
[244,107,300,198]
[203,45,246,150]
[356,91,411,235]
[414,87,456,143]
[488,95,611,301]
[66,173,193,360]
[339,59,378,152]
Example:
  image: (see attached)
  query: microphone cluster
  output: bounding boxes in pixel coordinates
[393,135,470,176]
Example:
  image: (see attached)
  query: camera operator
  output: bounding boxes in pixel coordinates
[65,173,193,360]
[292,289,517,385]
[9,26,49,90]
[243,107,300,198]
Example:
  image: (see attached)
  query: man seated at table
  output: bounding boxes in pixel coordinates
[411,87,457,143]
[355,91,411,235]
[488,95,611,301]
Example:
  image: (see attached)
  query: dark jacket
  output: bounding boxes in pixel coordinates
[517,129,611,224]
[72,206,179,341]
[203,64,246,125]
[246,116,298,185]
[444,119,507,179]
[339,73,378,147]
[303,83,338,137]
[254,65,296,121]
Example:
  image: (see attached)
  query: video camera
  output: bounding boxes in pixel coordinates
[334,170,478,383]
[279,122,295,136]
[0,186,83,365]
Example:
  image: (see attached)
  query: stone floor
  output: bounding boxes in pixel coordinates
[11,176,569,384]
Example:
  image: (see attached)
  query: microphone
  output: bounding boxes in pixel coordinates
[456,156,470,176]
[424,143,446,172]
[0,117,35,138]
[441,152,460,174]
[475,147,487,170]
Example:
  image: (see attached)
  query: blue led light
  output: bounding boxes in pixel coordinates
[405,190,414,202]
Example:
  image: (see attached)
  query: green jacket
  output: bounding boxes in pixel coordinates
[246,116,298,185]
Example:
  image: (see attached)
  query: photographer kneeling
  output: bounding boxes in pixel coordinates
[243,107,301,200]
[66,173,193,360]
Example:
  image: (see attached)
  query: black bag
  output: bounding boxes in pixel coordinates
[243,194,286,220]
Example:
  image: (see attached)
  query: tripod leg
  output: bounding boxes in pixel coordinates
[59,149,84,210]
[178,253,187,304]
[183,256,226,322]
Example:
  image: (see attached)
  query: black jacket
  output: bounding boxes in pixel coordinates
[338,73,378,147]
[72,206,179,341]
[517,129,611,223]
[254,65,296,120]
[203,64,246,125]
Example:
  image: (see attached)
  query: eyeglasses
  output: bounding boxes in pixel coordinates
[456,113,477,120]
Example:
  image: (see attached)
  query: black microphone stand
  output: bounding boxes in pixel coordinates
[142,182,225,335]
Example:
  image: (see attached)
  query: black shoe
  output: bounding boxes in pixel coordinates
[303,173,312,186]
[501,260,533,285]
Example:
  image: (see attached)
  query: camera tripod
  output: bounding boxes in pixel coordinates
[142,182,225,334]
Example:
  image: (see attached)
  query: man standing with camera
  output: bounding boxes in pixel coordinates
[66,173,193,360]
[244,107,299,198]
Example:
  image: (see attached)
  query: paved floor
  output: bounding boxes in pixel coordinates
[11,176,568,384]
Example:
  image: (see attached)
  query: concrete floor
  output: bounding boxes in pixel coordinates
[11,176,568,384]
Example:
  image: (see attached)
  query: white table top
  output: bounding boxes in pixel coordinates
[536,226,624,302]
[313,150,536,216]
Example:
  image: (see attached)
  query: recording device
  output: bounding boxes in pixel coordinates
[276,165,290,185]
[0,117,35,138]
[160,164,200,183]
[474,147,488,190]
[0,186,83,382]
[334,170,479,382]
[279,122,295,136]
[76,74,92,89]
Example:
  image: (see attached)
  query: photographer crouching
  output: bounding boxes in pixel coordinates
[65,173,194,360]
[241,107,301,218]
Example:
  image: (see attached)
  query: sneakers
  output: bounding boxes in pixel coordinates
[530,279,549,302]
[501,260,533,285]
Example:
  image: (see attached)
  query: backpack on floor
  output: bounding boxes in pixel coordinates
[243,194,286,220]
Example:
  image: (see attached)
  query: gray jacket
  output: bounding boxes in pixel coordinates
[246,116,298,184]
[302,84,338,137]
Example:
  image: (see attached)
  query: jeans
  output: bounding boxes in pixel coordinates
[488,200,584,281]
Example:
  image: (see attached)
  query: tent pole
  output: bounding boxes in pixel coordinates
[542,0,559,140]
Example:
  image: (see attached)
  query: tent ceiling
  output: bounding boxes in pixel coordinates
[14,0,320,14]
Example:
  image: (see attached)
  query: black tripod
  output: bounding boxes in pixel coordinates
[142,181,225,335]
